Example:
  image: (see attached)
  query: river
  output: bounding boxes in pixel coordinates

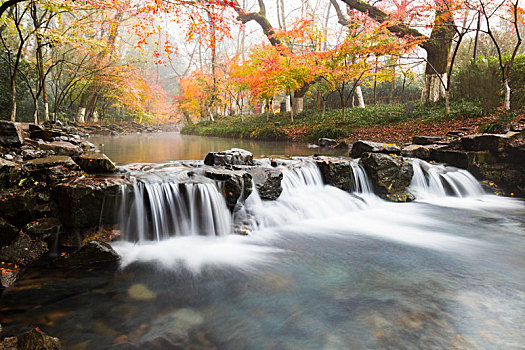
[1,133,524,349]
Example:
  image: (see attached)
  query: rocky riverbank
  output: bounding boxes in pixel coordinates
[0,119,523,348]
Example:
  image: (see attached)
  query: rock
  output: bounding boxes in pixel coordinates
[0,218,19,246]
[315,157,352,191]
[54,177,130,228]
[79,140,96,151]
[29,129,64,142]
[25,155,79,170]
[446,130,464,138]
[335,141,349,150]
[350,140,401,158]
[28,124,44,132]
[0,158,21,188]
[139,309,203,346]
[412,136,443,145]
[460,133,508,152]
[0,121,24,147]
[0,190,39,226]
[58,241,120,267]
[128,283,156,300]
[74,153,117,173]
[0,232,48,266]
[360,153,414,202]
[430,149,470,169]
[401,145,431,160]
[38,141,82,156]
[203,169,252,211]
[204,148,254,166]
[0,328,61,350]
[246,167,283,200]
[23,218,61,242]
[317,138,338,148]
[1,267,23,288]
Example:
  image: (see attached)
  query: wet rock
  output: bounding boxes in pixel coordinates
[0,121,24,147]
[360,153,414,202]
[446,130,464,138]
[0,218,19,246]
[23,218,61,242]
[79,140,96,151]
[412,136,443,145]
[401,145,431,160]
[38,141,82,156]
[335,141,350,150]
[28,124,44,132]
[350,140,401,158]
[317,138,338,148]
[0,328,61,349]
[460,133,509,152]
[58,241,120,267]
[139,308,203,347]
[54,177,130,228]
[246,167,283,200]
[0,190,39,226]
[1,267,23,288]
[30,129,64,142]
[25,155,79,171]
[74,153,117,173]
[204,148,254,166]
[430,149,470,169]
[315,157,352,191]
[0,158,21,188]
[0,232,48,266]
[204,169,252,211]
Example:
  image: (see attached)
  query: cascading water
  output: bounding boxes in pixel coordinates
[350,159,373,194]
[409,159,485,199]
[120,180,232,241]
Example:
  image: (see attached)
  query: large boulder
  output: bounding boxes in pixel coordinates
[203,168,252,211]
[314,157,352,191]
[58,241,120,267]
[204,148,254,166]
[54,177,131,228]
[0,121,24,147]
[0,328,61,350]
[430,149,470,169]
[350,140,401,158]
[74,153,117,173]
[0,232,48,266]
[246,167,283,200]
[360,153,414,202]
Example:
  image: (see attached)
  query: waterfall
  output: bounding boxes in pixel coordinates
[121,181,232,242]
[280,159,324,194]
[350,159,373,194]
[409,159,485,199]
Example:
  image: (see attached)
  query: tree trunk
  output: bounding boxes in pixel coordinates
[445,89,450,115]
[421,72,446,103]
[292,96,303,115]
[356,85,365,108]
[504,77,511,110]
[10,76,17,122]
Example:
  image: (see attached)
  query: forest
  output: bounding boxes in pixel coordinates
[0,0,523,140]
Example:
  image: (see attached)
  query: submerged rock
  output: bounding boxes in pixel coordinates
[0,121,24,147]
[350,140,401,158]
[0,232,48,266]
[204,148,254,166]
[360,153,414,202]
[0,328,61,350]
[74,153,118,173]
[246,167,283,200]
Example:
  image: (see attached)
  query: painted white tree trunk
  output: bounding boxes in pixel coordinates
[286,95,291,112]
[504,78,511,110]
[77,107,86,123]
[292,97,304,115]
[44,102,49,122]
[356,86,365,108]
[421,73,446,103]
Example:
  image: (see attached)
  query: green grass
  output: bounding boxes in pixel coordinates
[181,99,486,142]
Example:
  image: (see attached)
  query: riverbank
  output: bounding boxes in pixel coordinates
[181,101,523,144]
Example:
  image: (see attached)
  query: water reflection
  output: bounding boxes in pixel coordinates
[89,132,344,164]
